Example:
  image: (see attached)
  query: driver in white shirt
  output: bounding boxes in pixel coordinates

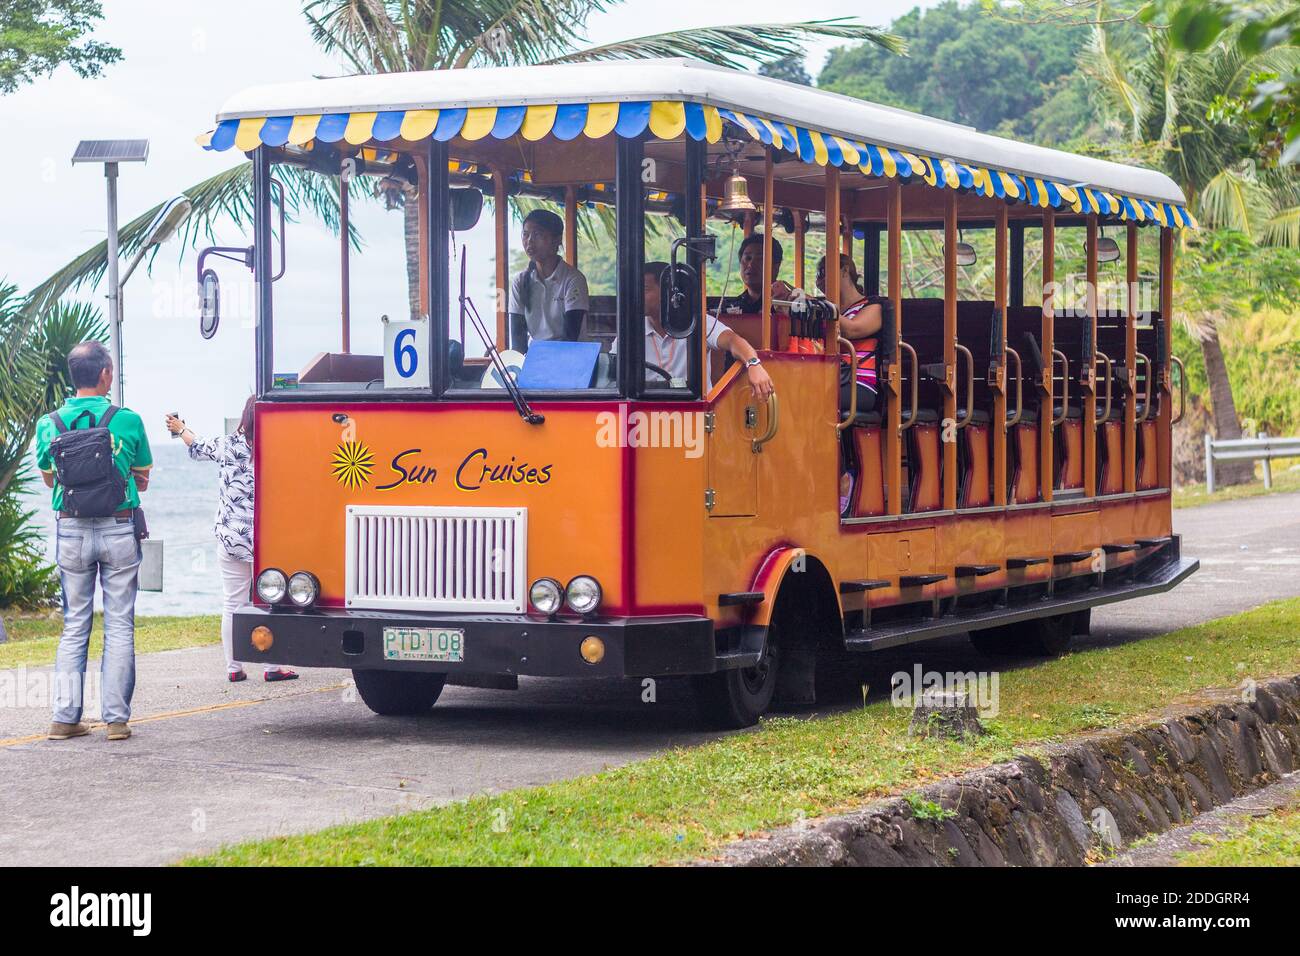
[508,209,589,352]
[625,262,774,398]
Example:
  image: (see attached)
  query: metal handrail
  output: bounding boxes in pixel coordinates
[1005,346,1024,427]
[955,343,975,428]
[837,336,857,432]
[1094,350,1113,421]
[1134,352,1152,423]
[1171,355,1186,425]
[898,341,920,431]
[752,393,780,453]
[1051,349,1069,426]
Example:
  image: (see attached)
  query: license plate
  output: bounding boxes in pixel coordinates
[382,627,464,662]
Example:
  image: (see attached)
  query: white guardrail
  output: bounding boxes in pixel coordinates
[1204,432,1300,494]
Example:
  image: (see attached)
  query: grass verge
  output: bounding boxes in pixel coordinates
[1176,804,1300,866]
[187,597,1300,867]
[1173,466,1300,508]
[0,613,221,669]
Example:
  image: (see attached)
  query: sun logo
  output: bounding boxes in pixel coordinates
[331,440,374,489]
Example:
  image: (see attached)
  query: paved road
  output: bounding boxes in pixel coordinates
[2,492,1298,866]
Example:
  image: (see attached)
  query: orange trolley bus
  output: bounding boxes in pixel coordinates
[198,59,1197,727]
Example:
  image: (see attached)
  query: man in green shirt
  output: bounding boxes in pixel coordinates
[34,341,152,742]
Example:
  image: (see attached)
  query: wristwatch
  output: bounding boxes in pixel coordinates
[745,357,763,368]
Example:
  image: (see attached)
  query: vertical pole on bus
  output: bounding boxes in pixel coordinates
[699,173,709,391]
[493,168,508,351]
[824,164,841,313]
[417,153,431,322]
[340,171,351,353]
[685,136,705,398]
[885,180,903,516]
[1124,223,1139,492]
[992,204,1009,506]
[795,210,807,291]
[427,138,449,398]
[942,190,958,512]
[564,186,578,268]
[762,149,775,350]
[825,165,842,353]
[253,147,274,397]
[1158,227,1175,489]
[1040,209,1056,502]
[1083,215,1099,497]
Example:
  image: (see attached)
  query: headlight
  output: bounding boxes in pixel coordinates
[529,577,564,615]
[256,568,287,604]
[287,571,320,608]
[565,575,602,616]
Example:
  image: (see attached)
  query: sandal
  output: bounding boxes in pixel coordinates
[264,669,299,682]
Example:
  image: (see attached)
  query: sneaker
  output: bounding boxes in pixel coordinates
[106,722,131,741]
[264,669,299,682]
[48,722,90,740]
[228,670,247,683]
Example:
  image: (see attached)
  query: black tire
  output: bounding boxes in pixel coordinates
[352,669,446,716]
[970,610,1084,658]
[1023,612,1076,656]
[692,639,780,729]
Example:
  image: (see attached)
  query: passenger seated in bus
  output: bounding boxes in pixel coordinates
[817,253,883,415]
[615,263,774,398]
[508,209,589,353]
[720,233,794,315]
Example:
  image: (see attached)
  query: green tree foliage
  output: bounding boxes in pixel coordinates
[0,284,106,607]
[1160,0,1300,166]
[817,0,1092,144]
[0,0,120,94]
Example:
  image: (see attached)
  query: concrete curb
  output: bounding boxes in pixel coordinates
[698,675,1300,866]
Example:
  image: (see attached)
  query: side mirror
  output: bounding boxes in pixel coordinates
[199,268,220,340]
[660,263,698,339]
[946,241,977,267]
[449,187,484,231]
[1096,236,1122,263]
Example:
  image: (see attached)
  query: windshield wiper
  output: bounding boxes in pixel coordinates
[457,249,543,425]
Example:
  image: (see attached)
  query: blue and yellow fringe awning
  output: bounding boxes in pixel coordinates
[198,100,1195,228]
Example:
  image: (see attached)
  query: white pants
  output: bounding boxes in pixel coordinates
[218,553,277,675]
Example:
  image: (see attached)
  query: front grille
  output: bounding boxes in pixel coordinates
[345,505,527,613]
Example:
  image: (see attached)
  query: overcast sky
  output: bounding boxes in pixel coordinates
[0,0,937,440]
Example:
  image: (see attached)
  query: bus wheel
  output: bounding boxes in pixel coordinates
[352,669,446,716]
[1024,613,1086,658]
[692,641,780,729]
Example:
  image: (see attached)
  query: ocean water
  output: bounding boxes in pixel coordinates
[22,440,227,617]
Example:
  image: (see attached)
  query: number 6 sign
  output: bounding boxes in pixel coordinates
[383,319,430,388]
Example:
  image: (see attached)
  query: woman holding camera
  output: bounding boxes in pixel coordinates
[166,397,296,683]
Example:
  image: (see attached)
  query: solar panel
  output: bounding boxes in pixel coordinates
[71,140,150,164]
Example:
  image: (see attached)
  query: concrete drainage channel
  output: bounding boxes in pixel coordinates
[700,675,1300,867]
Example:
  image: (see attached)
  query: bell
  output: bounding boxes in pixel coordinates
[716,170,756,218]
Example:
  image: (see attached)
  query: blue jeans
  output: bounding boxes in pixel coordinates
[53,515,140,725]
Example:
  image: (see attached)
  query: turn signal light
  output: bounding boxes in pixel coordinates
[579,636,605,664]
[251,625,274,652]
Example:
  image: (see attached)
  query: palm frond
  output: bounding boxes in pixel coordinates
[303,0,408,73]
[1197,168,1264,234]
[449,0,604,70]
[21,162,363,330]
[543,19,904,69]
[1260,205,1300,248]
[1079,22,1145,139]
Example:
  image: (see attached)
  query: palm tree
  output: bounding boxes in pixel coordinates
[1082,19,1300,484]
[20,1,902,336]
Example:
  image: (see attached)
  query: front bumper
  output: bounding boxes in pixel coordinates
[232,606,718,678]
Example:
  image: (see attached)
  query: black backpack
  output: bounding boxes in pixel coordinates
[48,405,127,517]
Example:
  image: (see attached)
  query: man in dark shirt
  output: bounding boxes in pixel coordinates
[720,232,794,314]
